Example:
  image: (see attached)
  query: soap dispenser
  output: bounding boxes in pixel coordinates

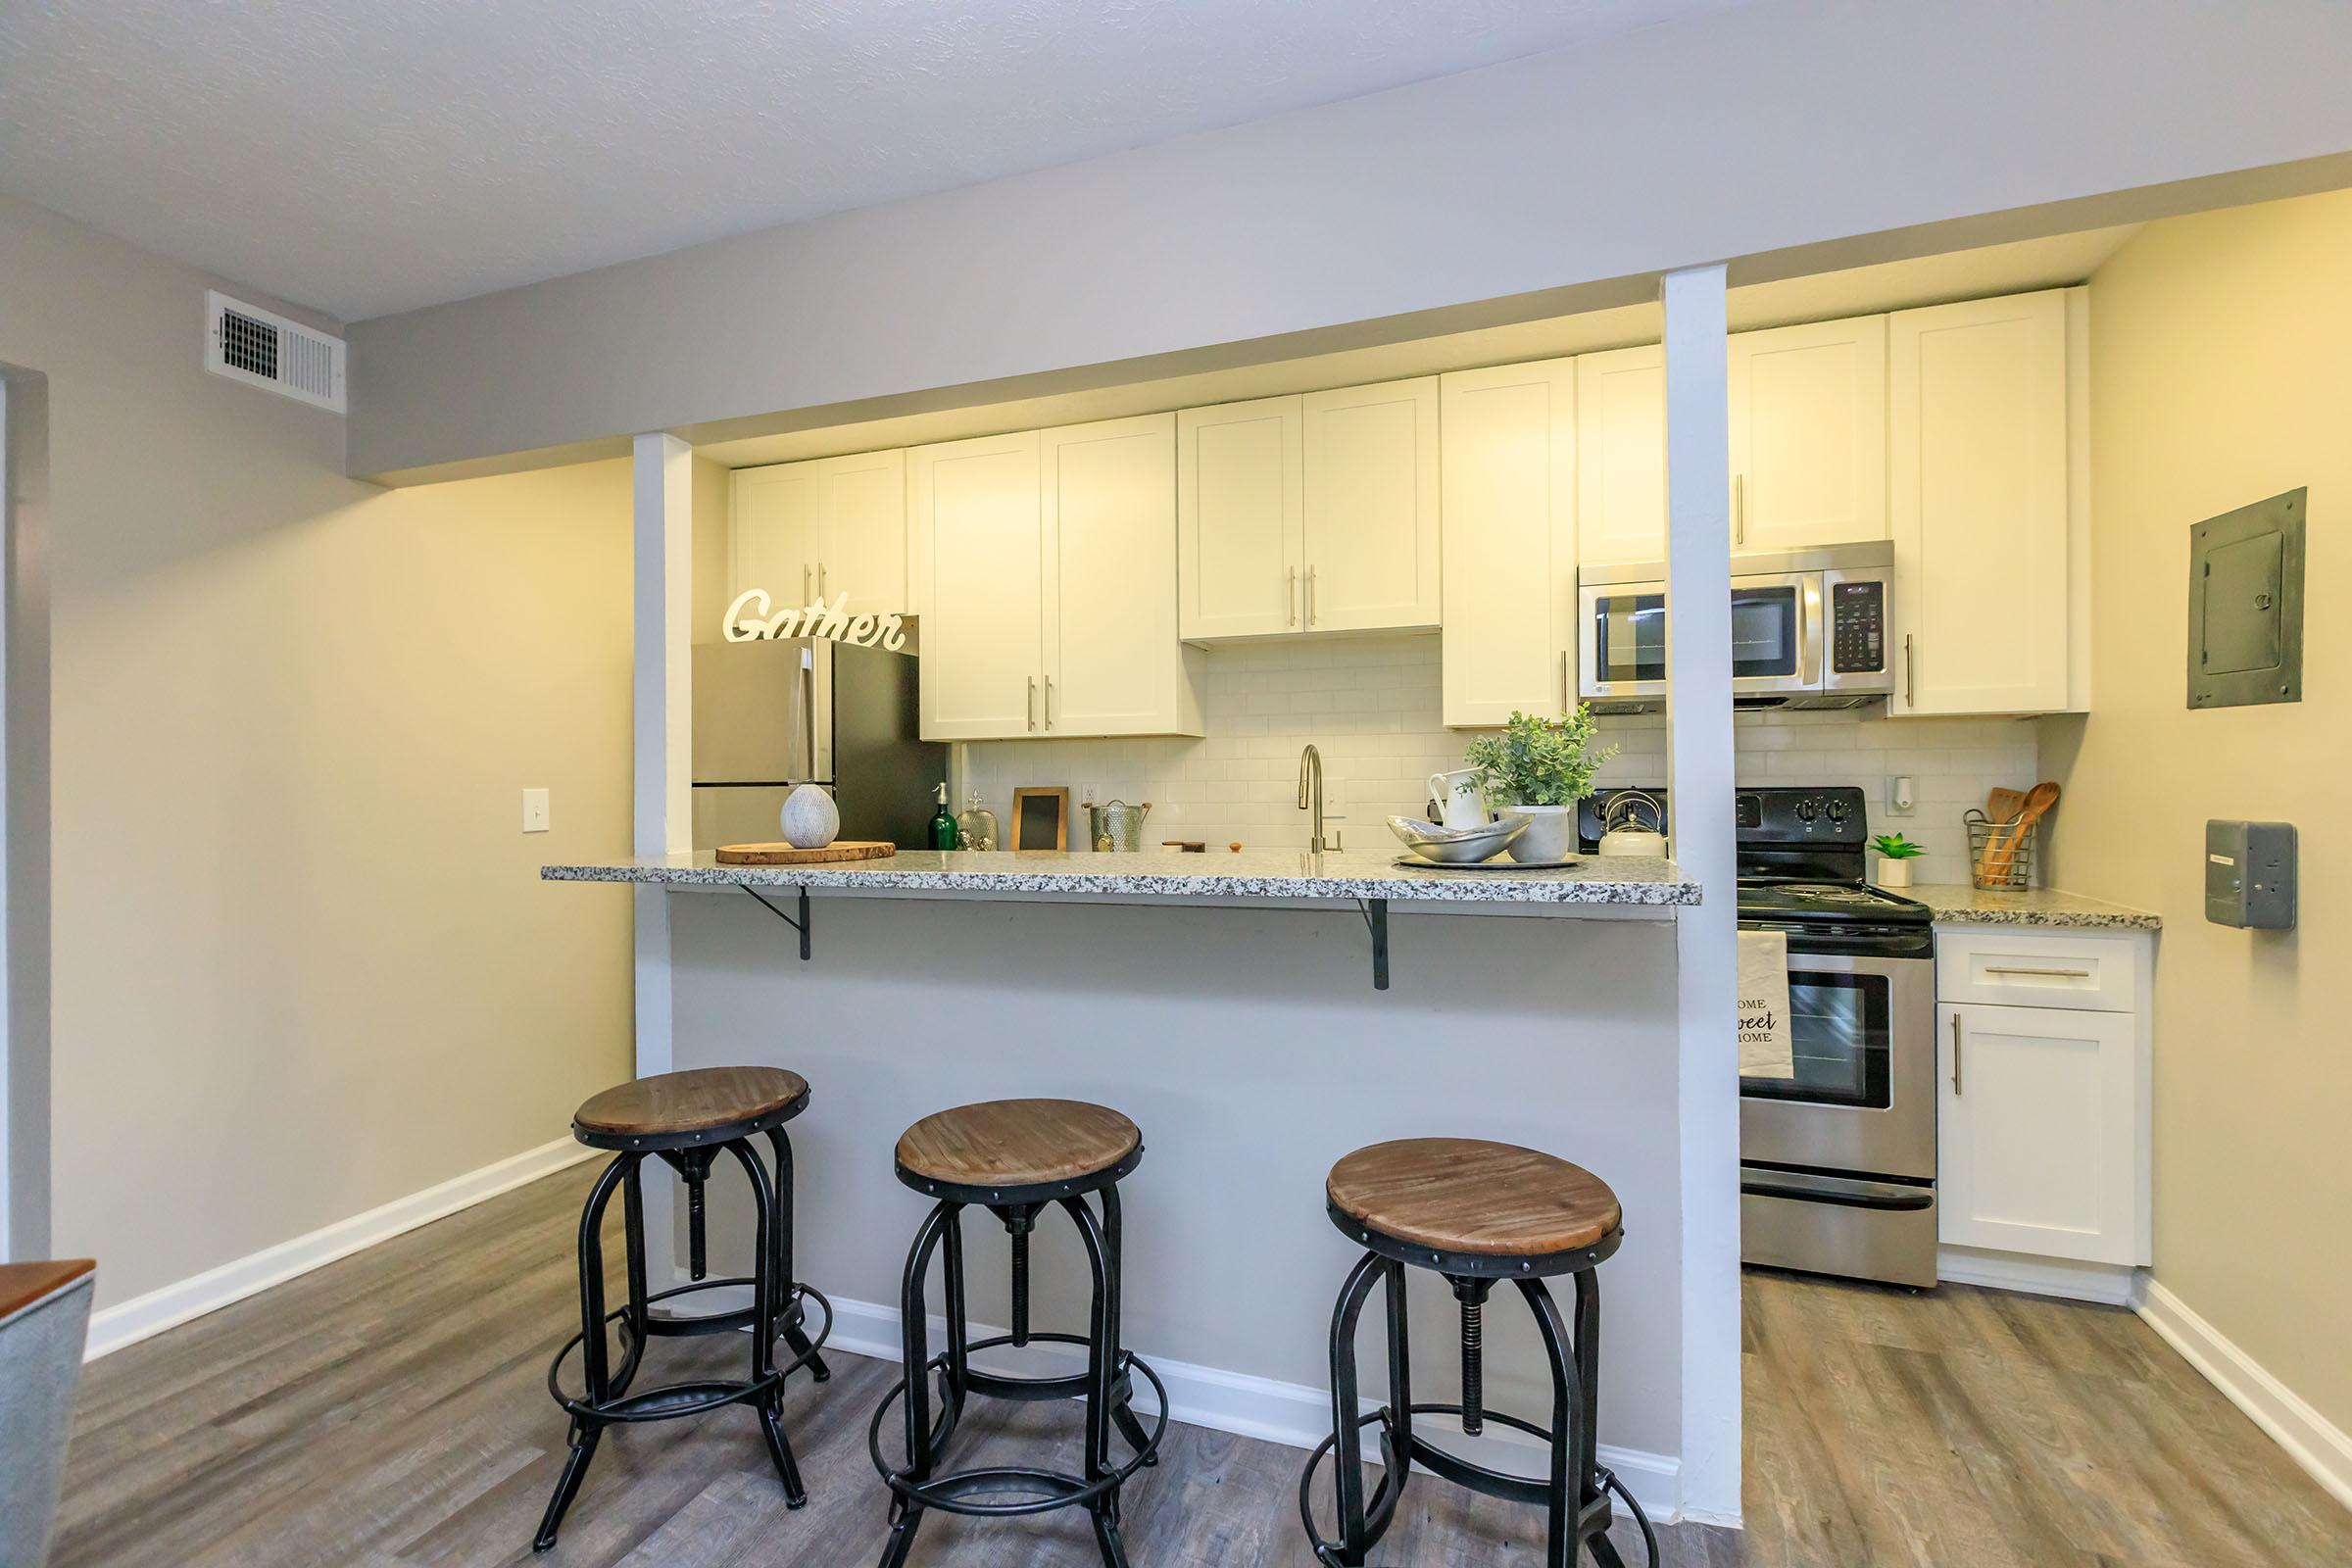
[928,782,960,850]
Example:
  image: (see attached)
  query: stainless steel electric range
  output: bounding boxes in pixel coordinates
[1579,786,1938,1288]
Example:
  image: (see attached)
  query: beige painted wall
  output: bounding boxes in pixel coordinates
[0,192,636,1308]
[2040,189,2350,1430]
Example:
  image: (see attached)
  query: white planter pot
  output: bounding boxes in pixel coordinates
[1875,858,1914,888]
[780,783,840,849]
[1502,804,1578,863]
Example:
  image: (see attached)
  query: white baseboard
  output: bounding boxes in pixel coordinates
[2134,1276,2352,1513]
[821,1293,1682,1524]
[85,1135,594,1361]
[1936,1246,2136,1305]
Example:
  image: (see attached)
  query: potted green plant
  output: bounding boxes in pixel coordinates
[1462,708,1617,863]
[1870,832,1925,889]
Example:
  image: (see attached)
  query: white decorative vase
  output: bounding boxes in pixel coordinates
[1503,804,1578,863]
[1876,858,1914,888]
[779,783,840,850]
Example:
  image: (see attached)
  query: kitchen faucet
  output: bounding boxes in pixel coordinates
[1298,744,1341,853]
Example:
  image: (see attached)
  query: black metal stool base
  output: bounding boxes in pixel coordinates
[1298,1250,1658,1568]
[534,1131,830,1552]
[868,1187,1163,1568]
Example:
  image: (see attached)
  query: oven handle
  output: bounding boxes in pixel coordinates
[1740,1168,1936,1212]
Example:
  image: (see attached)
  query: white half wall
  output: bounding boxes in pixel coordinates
[348,0,2352,479]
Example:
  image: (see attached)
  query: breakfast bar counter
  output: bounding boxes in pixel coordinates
[542,847,1701,911]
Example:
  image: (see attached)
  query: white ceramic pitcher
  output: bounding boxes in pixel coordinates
[1427,768,1485,831]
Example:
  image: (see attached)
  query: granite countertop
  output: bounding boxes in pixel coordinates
[542,848,1702,909]
[1909,883,2161,931]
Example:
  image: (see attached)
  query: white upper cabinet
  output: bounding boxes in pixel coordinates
[1178,396,1304,639]
[1729,316,1887,552]
[1440,359,1578,726]
[1041,414,1203,737]
[912,421,1201,741]
[731,448,908,618]
[1300,377,1442,632]
[1887,290,2074,715]
[1573,346,1667,565]
[909,431,1045,740]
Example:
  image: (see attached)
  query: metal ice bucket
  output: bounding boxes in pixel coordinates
[1084,799,1153,853]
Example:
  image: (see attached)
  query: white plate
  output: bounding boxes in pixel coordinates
[1392,856,1585,872]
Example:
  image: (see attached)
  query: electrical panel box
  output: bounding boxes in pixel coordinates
[2187,488,2304,710]
[2206,819,2297,929]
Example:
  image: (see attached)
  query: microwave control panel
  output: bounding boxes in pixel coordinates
[1828,579,1887,674]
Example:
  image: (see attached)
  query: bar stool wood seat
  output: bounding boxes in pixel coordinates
[1302,1137,1654,1568]
[871,1098,1163,1568]
[1326,1137,1623,1269]
[533,1067,831,1553]
[894,1099,1142,1200]
[573,1065,809,1150]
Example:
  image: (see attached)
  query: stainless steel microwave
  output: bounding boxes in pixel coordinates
[1575,542,1894,711]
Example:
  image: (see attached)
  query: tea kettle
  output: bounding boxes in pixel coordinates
[1596,791,1668,858]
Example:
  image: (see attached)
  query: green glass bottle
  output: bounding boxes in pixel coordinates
[928,782,960,850]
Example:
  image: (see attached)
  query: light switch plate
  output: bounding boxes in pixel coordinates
[521,788,551,834]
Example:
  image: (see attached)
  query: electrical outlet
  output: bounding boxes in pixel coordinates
[521,788,551,833]
[1324,781,1349,818]
[1078,781,1102,807]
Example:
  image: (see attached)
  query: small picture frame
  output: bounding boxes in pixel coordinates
[1010,787,1070,852]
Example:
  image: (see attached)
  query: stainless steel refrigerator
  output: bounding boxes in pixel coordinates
[690,639,946,852]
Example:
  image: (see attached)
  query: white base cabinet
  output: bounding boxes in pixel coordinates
[1935,927,2150,1270]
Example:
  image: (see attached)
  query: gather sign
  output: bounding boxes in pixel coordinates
[723,588,909,651]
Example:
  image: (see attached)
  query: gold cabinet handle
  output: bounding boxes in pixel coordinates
[817,562,827,599]
[1950,1012,1964,1097]
[1306,565,1317,626]
[1044,675,1054,730]
[1027,676,1038,732]
[1984,965,2093,979]
[1904,634,1916,705]
[803,564,812,601]
[1734,473,1745,547]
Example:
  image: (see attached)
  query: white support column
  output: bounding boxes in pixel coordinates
[0,369,51,1265]
[633,432,694,1273]
[1661,264,1741,1527]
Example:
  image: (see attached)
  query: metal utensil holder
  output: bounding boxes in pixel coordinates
[1966,808,2037,890]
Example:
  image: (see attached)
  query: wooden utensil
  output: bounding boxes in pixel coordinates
[1982,781,2059,884]
[1976,785,2032,881]
[714,840,896,865]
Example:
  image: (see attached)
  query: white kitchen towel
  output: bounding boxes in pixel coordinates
[1737,929,1795,1080]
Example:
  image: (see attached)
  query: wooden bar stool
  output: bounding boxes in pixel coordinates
[1298,1137,1657,1568]
[533,1066,833,1552]
[867,1099,1166,1568]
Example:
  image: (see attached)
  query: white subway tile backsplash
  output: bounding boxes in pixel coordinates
[956,635,2037,880]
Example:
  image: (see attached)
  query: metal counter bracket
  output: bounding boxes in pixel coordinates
[742,885,812,960]
[1357,899,1389,991]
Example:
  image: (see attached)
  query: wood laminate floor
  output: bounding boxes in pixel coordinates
[53,1164,2352,1568]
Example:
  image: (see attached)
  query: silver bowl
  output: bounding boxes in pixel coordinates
[1388,814,1528,864]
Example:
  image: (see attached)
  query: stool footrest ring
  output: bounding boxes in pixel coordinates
[545,1279,832,1420]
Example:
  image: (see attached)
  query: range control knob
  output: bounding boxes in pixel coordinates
[1825,798,1849,825]
[1795,798,1819,823]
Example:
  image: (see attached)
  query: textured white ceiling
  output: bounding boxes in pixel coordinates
[0,1,1751,321]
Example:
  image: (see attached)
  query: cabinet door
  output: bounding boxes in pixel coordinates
[1301,377,1441,631]
[1178,396,1303,639]
[1888,292,2071,714]
[1573,346,1667,565]
[1730,317,1887,552]
[1937,1003,2139,1263]
[1440,359,1578,726]
[909,431,1043,740]
[817,448,909,617]
[731,463,822,608]
[1041,414,1200,736]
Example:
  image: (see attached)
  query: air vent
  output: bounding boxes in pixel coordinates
[204,290,345,413]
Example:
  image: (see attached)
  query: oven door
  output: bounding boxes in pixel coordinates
[1740,945,1935,1181]
[1727,571,1821,696]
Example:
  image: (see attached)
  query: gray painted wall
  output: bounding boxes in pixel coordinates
[665,890,1685,1460]
[349,0,2352,479]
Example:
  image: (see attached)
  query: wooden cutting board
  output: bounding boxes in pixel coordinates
[714,841,896,865]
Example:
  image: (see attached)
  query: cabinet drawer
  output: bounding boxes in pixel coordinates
[1936,929,2137,1013]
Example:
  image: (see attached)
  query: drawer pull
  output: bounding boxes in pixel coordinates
[1983,965,2092,979]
